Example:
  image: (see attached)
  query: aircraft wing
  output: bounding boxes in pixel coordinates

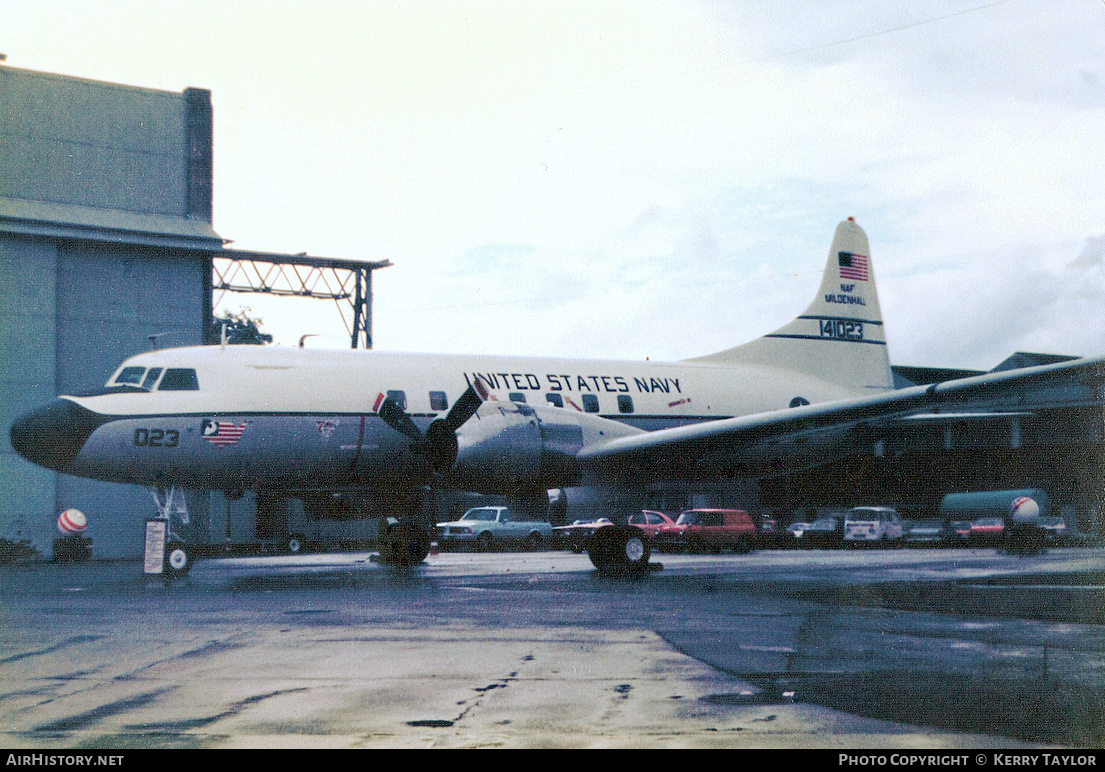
[575,355,1105,482]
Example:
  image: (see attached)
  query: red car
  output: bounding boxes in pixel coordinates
[555,518,612,553]
[661,508,757,553]
[556,511,676,553]
[628,510,680,539]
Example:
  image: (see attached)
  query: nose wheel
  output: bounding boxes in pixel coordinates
[163,540,194,576]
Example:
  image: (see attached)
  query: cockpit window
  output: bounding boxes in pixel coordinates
[141,368,163,390]
[110,366,160,390]
[114,366,146,386]
[158,368,200,391]
[108,365,198,392]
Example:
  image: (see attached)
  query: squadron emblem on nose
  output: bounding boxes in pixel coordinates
[201,419,246,447]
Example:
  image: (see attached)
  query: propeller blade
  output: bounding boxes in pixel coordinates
[374,392,423,443]
[373,379,489,474]
[419,378,490,473]
[440,378,489,433]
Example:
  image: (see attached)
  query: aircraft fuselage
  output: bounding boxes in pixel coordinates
[11,345,863,492]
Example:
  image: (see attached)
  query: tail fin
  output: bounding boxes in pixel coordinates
[688,218,894,393]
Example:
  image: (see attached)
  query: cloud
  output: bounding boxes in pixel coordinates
[1071,234,1105,270]
[5,0,1105,369]
[880,235,1105,368]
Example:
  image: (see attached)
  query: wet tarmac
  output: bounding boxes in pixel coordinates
[0,546,1102,749]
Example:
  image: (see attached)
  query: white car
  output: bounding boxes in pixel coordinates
[843,506,905,546]
[436,506,554,551]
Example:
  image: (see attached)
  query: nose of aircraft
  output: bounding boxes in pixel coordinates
[9,399,105,472]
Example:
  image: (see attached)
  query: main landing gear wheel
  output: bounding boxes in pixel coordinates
[1003,524,1046,556]
[377,520,431,566]
[588,526,651,574]
[163,540,194,577]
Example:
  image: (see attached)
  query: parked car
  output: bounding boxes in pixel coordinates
[555,511,678,553]
[661,509,756,553]
[904,518,950,547]
[554,518,612,553]
[843,506,906,547]
[969,517,1005,546]
[799,516,844,548]
[757,513,790,548]
[628,510,680,540]
[436,506,554,551]
[786,521,812,541]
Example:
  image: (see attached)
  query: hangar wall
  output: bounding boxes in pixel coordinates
[0,66,219,558]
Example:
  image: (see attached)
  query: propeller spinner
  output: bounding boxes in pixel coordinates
[375,378,490,473]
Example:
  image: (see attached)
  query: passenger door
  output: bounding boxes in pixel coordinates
[498,509,522,540]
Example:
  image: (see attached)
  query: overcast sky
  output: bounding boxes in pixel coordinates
[5,0,1105,369]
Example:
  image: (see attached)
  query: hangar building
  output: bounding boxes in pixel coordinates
[0,65,391,560]
[0,66,222,558]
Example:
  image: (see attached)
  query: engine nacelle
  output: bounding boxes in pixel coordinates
[547,486,648,527]
[444,402,642,494]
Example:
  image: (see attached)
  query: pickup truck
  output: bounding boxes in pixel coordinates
[435,506,555,551]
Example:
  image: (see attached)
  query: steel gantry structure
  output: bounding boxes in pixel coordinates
[208,249,393,349]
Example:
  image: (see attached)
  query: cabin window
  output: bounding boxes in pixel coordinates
[141,368,163,390]
[429,391,448,411]
[617,395,634,414]
[114,366,146,386]
[582,394,599,413]
[546,393,563,408]
[508,392,526,403]
[158,368,200,391]
[387,390,407,411]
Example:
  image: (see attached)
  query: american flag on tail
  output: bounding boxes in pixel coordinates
[838,251,869,281]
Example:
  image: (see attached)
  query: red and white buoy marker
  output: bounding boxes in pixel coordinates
[57,508,88,535]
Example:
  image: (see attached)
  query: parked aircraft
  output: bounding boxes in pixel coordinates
[11,219,1105,573]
